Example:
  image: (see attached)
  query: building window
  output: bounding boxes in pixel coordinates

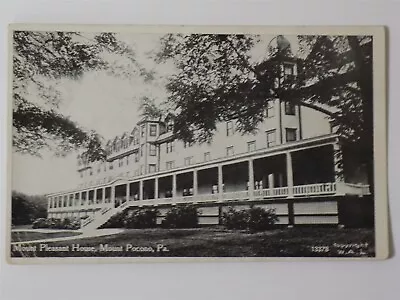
[166,141,174,153]
[184,156,193,166]
[167,120,174,132]
[140,144,144,157]
[184,141,194,148]
[204,152,211,162]
[119,158,123,167]
[226,146,234,157]
[283,63,295,76]
[166,161,175,170]
[247,141,256,152]
[132,130,139,145]
[150,124,157,136]
[266,129,276,147]
[285,101,296,115]
[141,124,146,137]
[226,121,234,136]
[89,169,93,176]
[149,164,156,173]
[265,101,274,118]
[149,144,157,156]
[286,128,297,142]
[126,155,130,165]
[134,152,139,162]
[109,161,114,170]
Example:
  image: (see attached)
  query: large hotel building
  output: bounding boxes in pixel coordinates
[46,58,371,230]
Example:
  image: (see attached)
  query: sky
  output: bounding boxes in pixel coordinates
[12,33,300,195]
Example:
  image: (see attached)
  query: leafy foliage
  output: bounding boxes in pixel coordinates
[124,208,158,229]
[12,31,141,161]
[100,208,158,229]
[156,34,374,190]
[138,96,164,120]
[221,206,278,232]
[12,191,47,225]
[32,217,80,230]
[161,204,199,228]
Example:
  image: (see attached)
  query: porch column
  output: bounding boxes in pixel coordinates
[139,180,143,200]
[102,187,106,203]
[193,170,198,196]
[218,164,223,201]
[93,189,97,205]
[47,197,51,211]
[126,183,130,202]
[172,174,177,198]
[86,190,90,207]
[154,178,159,199]
[286,152,294,197]
[111,186,115,206]
[248,159,255,201]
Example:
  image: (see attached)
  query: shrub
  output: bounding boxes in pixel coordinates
[162,204,199,228]
[124,208,158,229]
[221,206,278,232]
[32,217,80,230]
[247,206,279,232]
[100,210,126,228]
[221,207,248,230]
[32,218,48,229]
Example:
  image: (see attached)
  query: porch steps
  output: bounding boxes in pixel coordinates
[81,202,129,232]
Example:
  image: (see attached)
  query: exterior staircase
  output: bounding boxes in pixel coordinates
[80,201,129,232]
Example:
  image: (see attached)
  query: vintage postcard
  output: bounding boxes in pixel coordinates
[6,24,388,263]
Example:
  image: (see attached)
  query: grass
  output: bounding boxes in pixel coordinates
[10,227,375,258]
[11,231,82,242]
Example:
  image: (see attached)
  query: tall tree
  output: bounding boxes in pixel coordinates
[155,34,374,191]
[12,31,143,161]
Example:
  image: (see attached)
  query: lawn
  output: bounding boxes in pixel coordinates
[11,231,82,242]
[10,227,374,258]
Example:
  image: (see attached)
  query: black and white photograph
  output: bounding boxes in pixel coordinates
[7,25,388,262]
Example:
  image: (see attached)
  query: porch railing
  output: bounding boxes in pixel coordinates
[55,182,372,218]
[253,187,289,199]
[223,190,249,201]
[293,183,337,196]
[195,193,219,203]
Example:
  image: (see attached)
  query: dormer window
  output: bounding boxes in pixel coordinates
[141,125,146,137]
[149,124,157,136]
[283,63,295,76]
[167,120,174,132]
